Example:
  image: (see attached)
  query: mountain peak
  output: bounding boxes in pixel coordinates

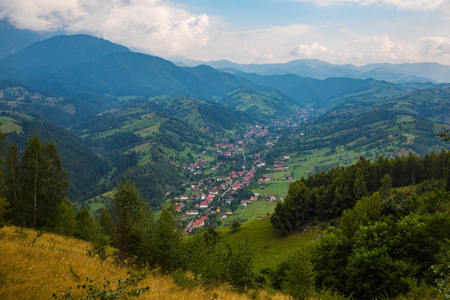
[0,34,131,80]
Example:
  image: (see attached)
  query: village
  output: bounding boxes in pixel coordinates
[166,107,313,234]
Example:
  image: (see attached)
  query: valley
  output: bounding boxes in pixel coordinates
[0,32,449,300]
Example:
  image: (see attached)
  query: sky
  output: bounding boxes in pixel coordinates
[1,0,450,65]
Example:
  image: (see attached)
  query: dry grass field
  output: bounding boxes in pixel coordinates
[0,226,285,300]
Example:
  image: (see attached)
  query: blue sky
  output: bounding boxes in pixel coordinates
[0,0,449,65]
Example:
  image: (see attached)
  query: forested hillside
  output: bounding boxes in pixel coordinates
[268,150,450,299]
[4,117,108,200]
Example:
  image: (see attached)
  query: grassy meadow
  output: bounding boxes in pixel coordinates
[219,217,322,271]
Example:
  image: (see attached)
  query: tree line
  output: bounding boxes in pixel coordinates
[269,150,450,299]
[271,149,450,235]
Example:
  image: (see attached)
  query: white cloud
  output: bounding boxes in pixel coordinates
[184,24,313,63]
[0,0,448,65]
[290,42,328,58]
[344,34,419,63]
[292,0,447,11]
[438,43,450,54]
[0,0,211,56]
[419,37,450,58]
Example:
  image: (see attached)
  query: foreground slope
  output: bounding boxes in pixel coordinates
[0,226,281,300]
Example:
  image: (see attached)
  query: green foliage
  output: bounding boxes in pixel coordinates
[380,174,392,200]
[312,195,450,298]
[55,198,77,237]
[53,271,150,300]
[339,192,381,239]
[432,247,450,299]
[271,181,310,235]
[271,150,450,235]
[230,219,242,232]
[6,120,109,200]
[98,208,114,240]
[76,207,97,241]
[109,179,152,265]
[346,246,417,299]
[13,226,29,240]
[226,238,255,292]
[92,232,111,261]
[151,203,184,273]
[0,197,10,227]
[282,250,316,300]
[311,228,350,292]
[171,270,199,289]
[6,135,68,229]
[185,229,228,288]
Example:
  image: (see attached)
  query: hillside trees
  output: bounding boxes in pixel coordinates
[282,250,316,300]
[271,150,450,235]
[109,179,153,265]
[5,136,68,228]
[151,203,184,272]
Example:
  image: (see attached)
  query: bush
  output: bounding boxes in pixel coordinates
[53,271,150,299]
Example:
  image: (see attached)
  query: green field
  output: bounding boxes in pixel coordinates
[233,200,278,221]
[0,121,22,133]
[219,217,322,271]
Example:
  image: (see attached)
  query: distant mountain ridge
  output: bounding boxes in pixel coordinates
[172,57,450,83]
[232,71,415,106]
[0,35,277,102]
[0,34,131,80]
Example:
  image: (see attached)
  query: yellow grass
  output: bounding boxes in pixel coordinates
[0,226,285,300]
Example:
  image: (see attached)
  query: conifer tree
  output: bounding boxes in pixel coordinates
[55,198,77,236]
[353,167,368,200]
[110,179,152,265]
[380,174,392,200]
[152,202,184,272]
[76,207,96,241]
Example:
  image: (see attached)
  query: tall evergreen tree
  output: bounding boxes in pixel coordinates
[380,174,392,200]
[152,202,184,272]
[55,198,77,236]
[76,207,96,241]
[353,167,368,200]
[109,179,152,265]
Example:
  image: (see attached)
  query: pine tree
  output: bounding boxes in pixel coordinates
[55,198,77,236]
[76,207,96,241]
[152,202,184,272]
[380,174,392,200]
[353,168,368,200]
[110,179,152,265]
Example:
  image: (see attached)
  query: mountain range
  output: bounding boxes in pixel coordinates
[173,57,450,84]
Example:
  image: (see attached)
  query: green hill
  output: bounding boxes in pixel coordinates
[138,95,257,136]
[183,64,261,97]
[234,72,415,106]
[219,88,300,118]
[46,52,213,99]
